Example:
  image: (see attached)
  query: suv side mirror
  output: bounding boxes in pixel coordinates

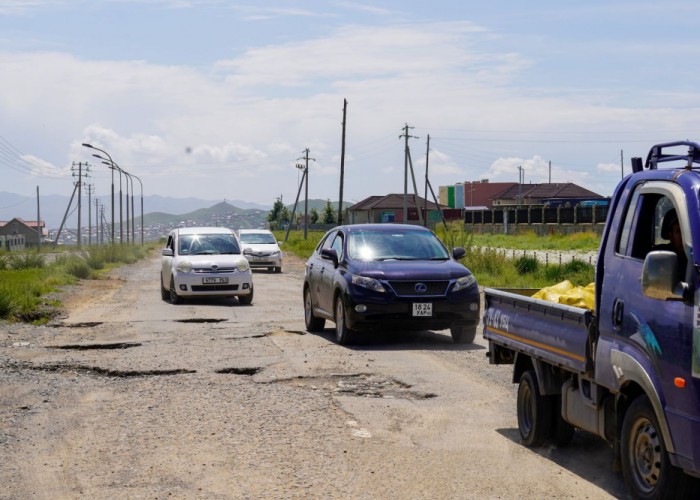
[452,247,466,260]
[321,248,339,268]
[642,250,687,300]
[162,248,174,257]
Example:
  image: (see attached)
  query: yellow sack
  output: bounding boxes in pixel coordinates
[533,280,595,311]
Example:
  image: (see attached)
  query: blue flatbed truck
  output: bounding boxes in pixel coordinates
[484,141,700,499]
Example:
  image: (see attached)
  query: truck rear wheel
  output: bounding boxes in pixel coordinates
[517,370,552,447]
[621,396,691,499]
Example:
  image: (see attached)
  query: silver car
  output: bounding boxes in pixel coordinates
[160,227,253,304]
[238,229,283,273]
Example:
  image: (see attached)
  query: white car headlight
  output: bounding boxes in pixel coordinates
[236,260,250,272]
[452,274,477,292]
[351,274,386,293]
[176,261,193,273]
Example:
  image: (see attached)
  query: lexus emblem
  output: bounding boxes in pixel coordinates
[415,283,427,293]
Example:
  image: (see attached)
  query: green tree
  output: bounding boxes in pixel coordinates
[322,199,336,224]
[310,208,319,224]
[267,197,290,230]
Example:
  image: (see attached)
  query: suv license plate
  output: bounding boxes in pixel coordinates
[203,277,228,284]
[412,303,432,317]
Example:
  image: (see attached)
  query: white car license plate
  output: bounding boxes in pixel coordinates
[203,277,228,284]
[412,303,432,317]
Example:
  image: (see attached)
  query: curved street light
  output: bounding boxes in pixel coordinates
[131,174,144,245]
[82,143,116,244]
[99,160,125,244]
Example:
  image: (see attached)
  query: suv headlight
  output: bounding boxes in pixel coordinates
[176,261,193,273]
[452,274,476,292]
[236,260,250,272]
[351,274,386,293]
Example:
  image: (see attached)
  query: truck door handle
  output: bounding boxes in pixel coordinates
[612,299,624,328]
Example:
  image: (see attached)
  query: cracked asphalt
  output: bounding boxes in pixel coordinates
[0,250,628,499]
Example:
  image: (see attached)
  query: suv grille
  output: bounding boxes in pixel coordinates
[388,280,449,297]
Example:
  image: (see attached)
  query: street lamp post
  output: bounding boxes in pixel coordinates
[130,173,144,245]
[82,143,115,244]
[99,159,124,244]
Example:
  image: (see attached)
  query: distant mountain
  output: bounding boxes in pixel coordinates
[145,201,270,229]
[0,191,271,228]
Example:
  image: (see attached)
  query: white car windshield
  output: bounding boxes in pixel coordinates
[347,230,450,261]
[179,234,240,255]
[239,233,277,244]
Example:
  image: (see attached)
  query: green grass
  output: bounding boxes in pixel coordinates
[0,244,159,324]
[276,228,596,290]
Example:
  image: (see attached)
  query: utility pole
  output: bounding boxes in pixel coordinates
[300,149,315,239]
[338,98,347,225]
[36,186,41,249]
[71,161,90,247]
[424,135,430,227]
[406,148,424,225]
[85,184,94,246]
[399,123,418,222]
[621,149,624,179]
[517,165,524,209]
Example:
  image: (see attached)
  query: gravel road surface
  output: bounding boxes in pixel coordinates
[0,251,629,499]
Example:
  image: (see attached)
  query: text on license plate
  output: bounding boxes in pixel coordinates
[412,303,432,317]
[203,277,228,284]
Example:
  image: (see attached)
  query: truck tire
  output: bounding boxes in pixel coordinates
[621,395,692,499]
[517,370,553,447]
[450,324,477,344]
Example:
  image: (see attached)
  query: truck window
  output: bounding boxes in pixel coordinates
[616,186,641,255]
[629,193,665,259]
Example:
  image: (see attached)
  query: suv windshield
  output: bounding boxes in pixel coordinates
[347,230,449,261]
[179,234,240,255]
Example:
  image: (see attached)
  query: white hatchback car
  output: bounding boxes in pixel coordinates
[160,227,253,304]
[238,229,283,273]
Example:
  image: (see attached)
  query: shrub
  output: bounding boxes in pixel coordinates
[65,258,92,279]
[8,253,45,269]
[515,256,539,275]
[0,288,14,318]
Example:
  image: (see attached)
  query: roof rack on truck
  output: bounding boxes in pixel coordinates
[631,140,700,172]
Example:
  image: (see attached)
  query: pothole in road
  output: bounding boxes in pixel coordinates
[26,363,195,378]
[50,342,142,350]
[215,367,262,375]
[175,319,227,324]
[59,322,104,328]
[284,373,437,400]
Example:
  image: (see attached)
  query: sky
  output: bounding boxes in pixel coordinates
[1,0,700,211]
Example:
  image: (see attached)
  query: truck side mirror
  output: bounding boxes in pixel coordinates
[642,250,686,300]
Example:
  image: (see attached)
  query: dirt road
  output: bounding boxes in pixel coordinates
[0,252,628,498]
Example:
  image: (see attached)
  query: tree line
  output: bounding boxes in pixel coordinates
[266,198,341,230]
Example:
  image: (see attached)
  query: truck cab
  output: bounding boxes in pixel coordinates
[595,141,700,490]
[484,141,700,498]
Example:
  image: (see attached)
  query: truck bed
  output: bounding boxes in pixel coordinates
[483,288,593,374]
